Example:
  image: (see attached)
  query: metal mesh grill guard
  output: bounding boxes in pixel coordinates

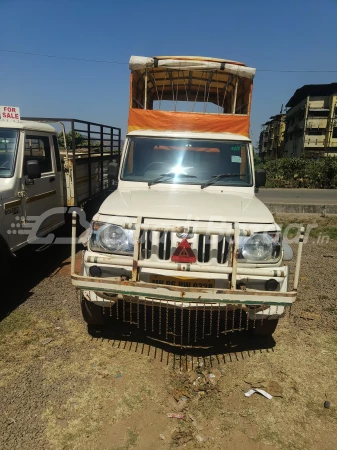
[71,214,305,341]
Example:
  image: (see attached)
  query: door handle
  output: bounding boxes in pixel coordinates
[49,176,55,182]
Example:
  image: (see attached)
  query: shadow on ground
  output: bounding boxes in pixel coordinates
[0,239,73,322]
[0,196,106,323]
[87,317,276,367]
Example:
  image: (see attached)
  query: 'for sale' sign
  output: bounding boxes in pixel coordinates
[0,106,21,122]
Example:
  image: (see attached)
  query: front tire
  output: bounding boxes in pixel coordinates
[81,297,109,326]
[249,318,279,336]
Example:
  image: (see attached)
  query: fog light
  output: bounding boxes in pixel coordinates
[89,265,101,277]
[265,278,279,291]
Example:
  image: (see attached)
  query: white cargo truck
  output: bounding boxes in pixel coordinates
[70,56,304,340]
[0,109,121,273]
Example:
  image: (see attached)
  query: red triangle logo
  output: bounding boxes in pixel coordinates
[171,239,196,263]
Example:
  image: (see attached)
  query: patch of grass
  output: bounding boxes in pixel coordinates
[280,224,337,241]
[114,428,138,450]
[274,215,337,242]
[308,226,337,240]
[140,386,153,398]
[253,426,284,448]
[0,309,34,336]
[126,429,138,447]
[122,390,145,412]
[59,432,77,450]
[324,306,337,314]
[329,334,337,348]
[196,392,225,420]
[219,417,234,434]
[305,398,337,425]
[255,425,304,450]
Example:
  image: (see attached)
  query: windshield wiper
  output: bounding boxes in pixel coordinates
[201,173,246,189]
[148,172,197,187]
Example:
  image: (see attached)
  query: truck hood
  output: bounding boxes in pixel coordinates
[99,189,274,223]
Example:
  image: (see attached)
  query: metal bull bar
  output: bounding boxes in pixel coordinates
[71,213,305,342]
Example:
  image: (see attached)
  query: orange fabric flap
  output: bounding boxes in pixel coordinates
[128,109,250,137]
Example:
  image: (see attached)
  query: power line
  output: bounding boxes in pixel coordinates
[1,48,337,73]
[0,48,128,65]
[258,69,337,73]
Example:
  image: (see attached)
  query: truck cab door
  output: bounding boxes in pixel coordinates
[1,129,26,252]
[22,132,64,241]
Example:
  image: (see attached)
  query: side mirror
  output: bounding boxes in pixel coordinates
[255,169,266,188]
[108,160,119,182]
[26,160,41,179]
[283,242,294,261]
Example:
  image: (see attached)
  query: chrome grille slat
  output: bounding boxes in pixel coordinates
[202,235,206,263]
[143,226,229,264]
[144,230,148,258]
[151,231,160,259]
[163,231,167,259]
[210,234,218,262]
[218,235,227,264]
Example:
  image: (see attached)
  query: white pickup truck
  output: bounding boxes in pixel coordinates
[0,109,121,273]
[70,56,304,341]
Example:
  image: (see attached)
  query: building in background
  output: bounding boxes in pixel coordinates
[258,113,286,159]
[284,83,337,158]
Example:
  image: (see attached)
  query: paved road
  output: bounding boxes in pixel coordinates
[257,189,337,205]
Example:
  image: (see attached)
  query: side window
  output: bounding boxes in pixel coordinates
[24,135,53,174]
[52,135,62,172]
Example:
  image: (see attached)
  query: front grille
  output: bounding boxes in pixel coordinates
[141,230,229,264]
[198,235,210,262]
[141,230,152,259]
[158,231,172,260]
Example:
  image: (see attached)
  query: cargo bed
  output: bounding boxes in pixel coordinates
[22,117,122,206]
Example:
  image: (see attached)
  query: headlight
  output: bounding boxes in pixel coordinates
[89,222,134,254]
[239,232,281,262]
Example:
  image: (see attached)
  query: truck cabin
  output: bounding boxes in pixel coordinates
[121,56,257,189]
[0,121,58,180]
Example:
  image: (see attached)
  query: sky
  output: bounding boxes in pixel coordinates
[1,0,337,146]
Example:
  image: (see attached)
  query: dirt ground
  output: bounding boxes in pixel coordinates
[0,215,337,450]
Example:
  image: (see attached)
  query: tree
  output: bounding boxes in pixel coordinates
[57,131,86,149]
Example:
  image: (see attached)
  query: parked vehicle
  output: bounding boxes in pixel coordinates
[0,109,121,272]
[71,56,304,339]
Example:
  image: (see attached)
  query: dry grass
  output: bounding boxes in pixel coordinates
[1,216,337,449]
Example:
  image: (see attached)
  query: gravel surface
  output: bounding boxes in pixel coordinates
[0,216,337,450]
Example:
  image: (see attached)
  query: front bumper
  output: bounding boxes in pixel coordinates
[73,272,294,306]
[71,216,304,320]
[73,264,291,319]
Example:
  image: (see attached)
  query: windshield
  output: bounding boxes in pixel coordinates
[0,129,19,178]
[121,137,252,187]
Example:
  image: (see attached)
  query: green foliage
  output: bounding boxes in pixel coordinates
[256,157,337,189]
[253,155,264,168]
[57,131,87,149]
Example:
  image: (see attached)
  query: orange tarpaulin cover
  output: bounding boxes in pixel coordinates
[128,109,250,137]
